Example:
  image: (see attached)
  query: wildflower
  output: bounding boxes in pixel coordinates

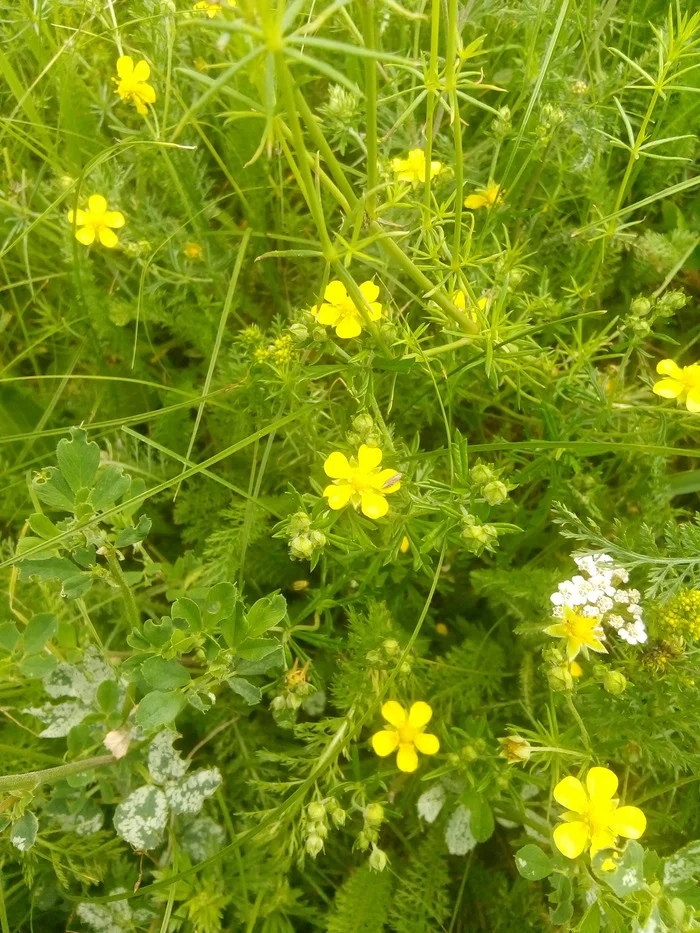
[545,605,606,660]
[323,444,400,519]
[453,290,487,324]
[371,700,439,773]
[653,359,700,412]
[67,195,125,248]
[113,56,156,116]
[498,735,531,765]
[552,766,646,859]
[184,242,204,260]
[312,280,382,339]
[464,181,504,210]
[391,149,442,185]
[193,0,222,13]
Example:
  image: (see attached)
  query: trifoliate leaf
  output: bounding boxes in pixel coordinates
[147,730,189,784]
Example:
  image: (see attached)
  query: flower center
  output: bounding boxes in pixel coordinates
[563,608,599,639]
[681,365,700,390]
[398,724,417,744]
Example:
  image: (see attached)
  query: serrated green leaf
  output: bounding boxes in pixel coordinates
[171,597,202,631]
[0,622,21,653]
[92,464,131,510]
[32,467,75,511]
[115,515,152,548]
[143,617,173,647]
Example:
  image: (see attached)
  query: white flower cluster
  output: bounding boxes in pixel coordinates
[550,553,647,646]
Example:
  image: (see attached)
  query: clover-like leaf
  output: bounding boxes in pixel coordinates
[113,785,168,850]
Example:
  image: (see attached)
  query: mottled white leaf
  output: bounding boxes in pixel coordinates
[445,805,476,856]
[113,785,168,850]
[26,700,90,737]
[11,811,38,851]
[76,891,131,933]
[417,783,446,824]
[44,646,115,703]
[181,816,226,862]
[663,840,700,887]
[75,804,104,837]
[148,730,189,784]
[165,768,222,815]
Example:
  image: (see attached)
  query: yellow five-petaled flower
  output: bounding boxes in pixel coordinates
[453,290,487,324]
[193,0,222,15]
[391,149,442,185]
[323,444,401,519]
[464,181,504,210]
[313,280,382,339]
[371,701,440,773]
[114,56,156,116]
[544,605,607,660]
[653,359,700,413]
[67,195,125,248]
[553,766,646,859]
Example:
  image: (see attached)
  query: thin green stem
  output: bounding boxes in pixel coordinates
[362,0,378,217]
[0,755,115,793]
[105,550,141,630]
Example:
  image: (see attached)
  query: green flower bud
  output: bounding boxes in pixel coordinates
[290,535,314,561]
[330,807,346,828]
[352,413,374,435]
[288,511,311,535]
[483,480,508,506]
[307,802,326,822]
[309,530,327,549]
[382,638,399,656]
[630,296,652,316]
[369,846,388,872]
[289,322,309,341]
[355,831,370,851]
[547,664,573,693]
[470,463,493,485]
[603,670,627,696]
[364,803,384,826]
[305,834,324,857]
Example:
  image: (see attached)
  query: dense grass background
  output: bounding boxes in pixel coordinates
[0,0,699,929]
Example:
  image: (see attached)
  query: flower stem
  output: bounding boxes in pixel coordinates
[0,754,115,793]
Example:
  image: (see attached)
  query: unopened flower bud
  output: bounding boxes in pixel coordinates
[630,296,652,316]
[330,807,346,828]
[270,695,287,711]
[382,638,399,656]
[288,512,311,535]
[483,480,508,506]
[364,803,384,826]
[470,463,493,485]
[309,530,327,549]
[603,670,627,696]
[547,665,573,692]
[289,322,309,341]
[399,660,411,675]
[307,802,326,822]
[290,534,314,560]
[355,831,370,851]
[399,536,410,553]
[366,649,381,665]
[352,413,374,435]
[369,846,388,872]
[305,834,324,857]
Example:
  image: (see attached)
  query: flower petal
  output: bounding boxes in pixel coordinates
[323,483,352,510]
[132,60,151,82]
[381,700,406,728]
[413,732,439,755]
[586,766,618,802]
[75,225,95,245]
[396,743,418,773]
[553,821,589,859]
[116,55,134,79]
[653,378,683,399]
[656,359,683,378]
[608,806,646,839]
[98,226,119,248]
[324,452,351,479]
[335,315,362,339]
[371,730,399,757]
[686,387,700,413]
[137,84,156,104]
[374,469,401,493]
[67,209,86,225]
[590,829,616,857]
[544,623,568,637]
[407,701,432,729]
[104,210,125,229]
[553,776,587,813]
[464,193,487,209]
[358,444,382,472]
[359,280,379,304]
[360,490,389,519]
[315,302,340,326]
[87,194,107,215]
[367,302,383,321]
[323,280,347,305]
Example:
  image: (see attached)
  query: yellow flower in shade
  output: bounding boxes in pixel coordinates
[184,242,204,260]
[114,56,156,116]
[553,766,646,859]
[371,701,440,773]
[193,0,222,15]
[399,535,410,553]
[323,445,400,519]
[67,195,125,248]
[313,280,382,339]
[464,181,504,210]
[544,605,607,660]
[652,359,700,412]
[453,290,487,323]
[391,149,442,185]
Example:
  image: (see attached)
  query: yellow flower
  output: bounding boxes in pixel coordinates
[553,766,646,859]
[184,242,204,260]
[193,0,222,15]
[371,701,440,773]
[67,194,125,248]
[113,56,156,116]
[464,181,504,210]
[391,149,442,185]
[569,660,583,678]
[313,280,382,339]
[498,734,531,765]
[544,605,607,660]
[323,445,400,519]
[653,359,700,412]
[453,290,487,323]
